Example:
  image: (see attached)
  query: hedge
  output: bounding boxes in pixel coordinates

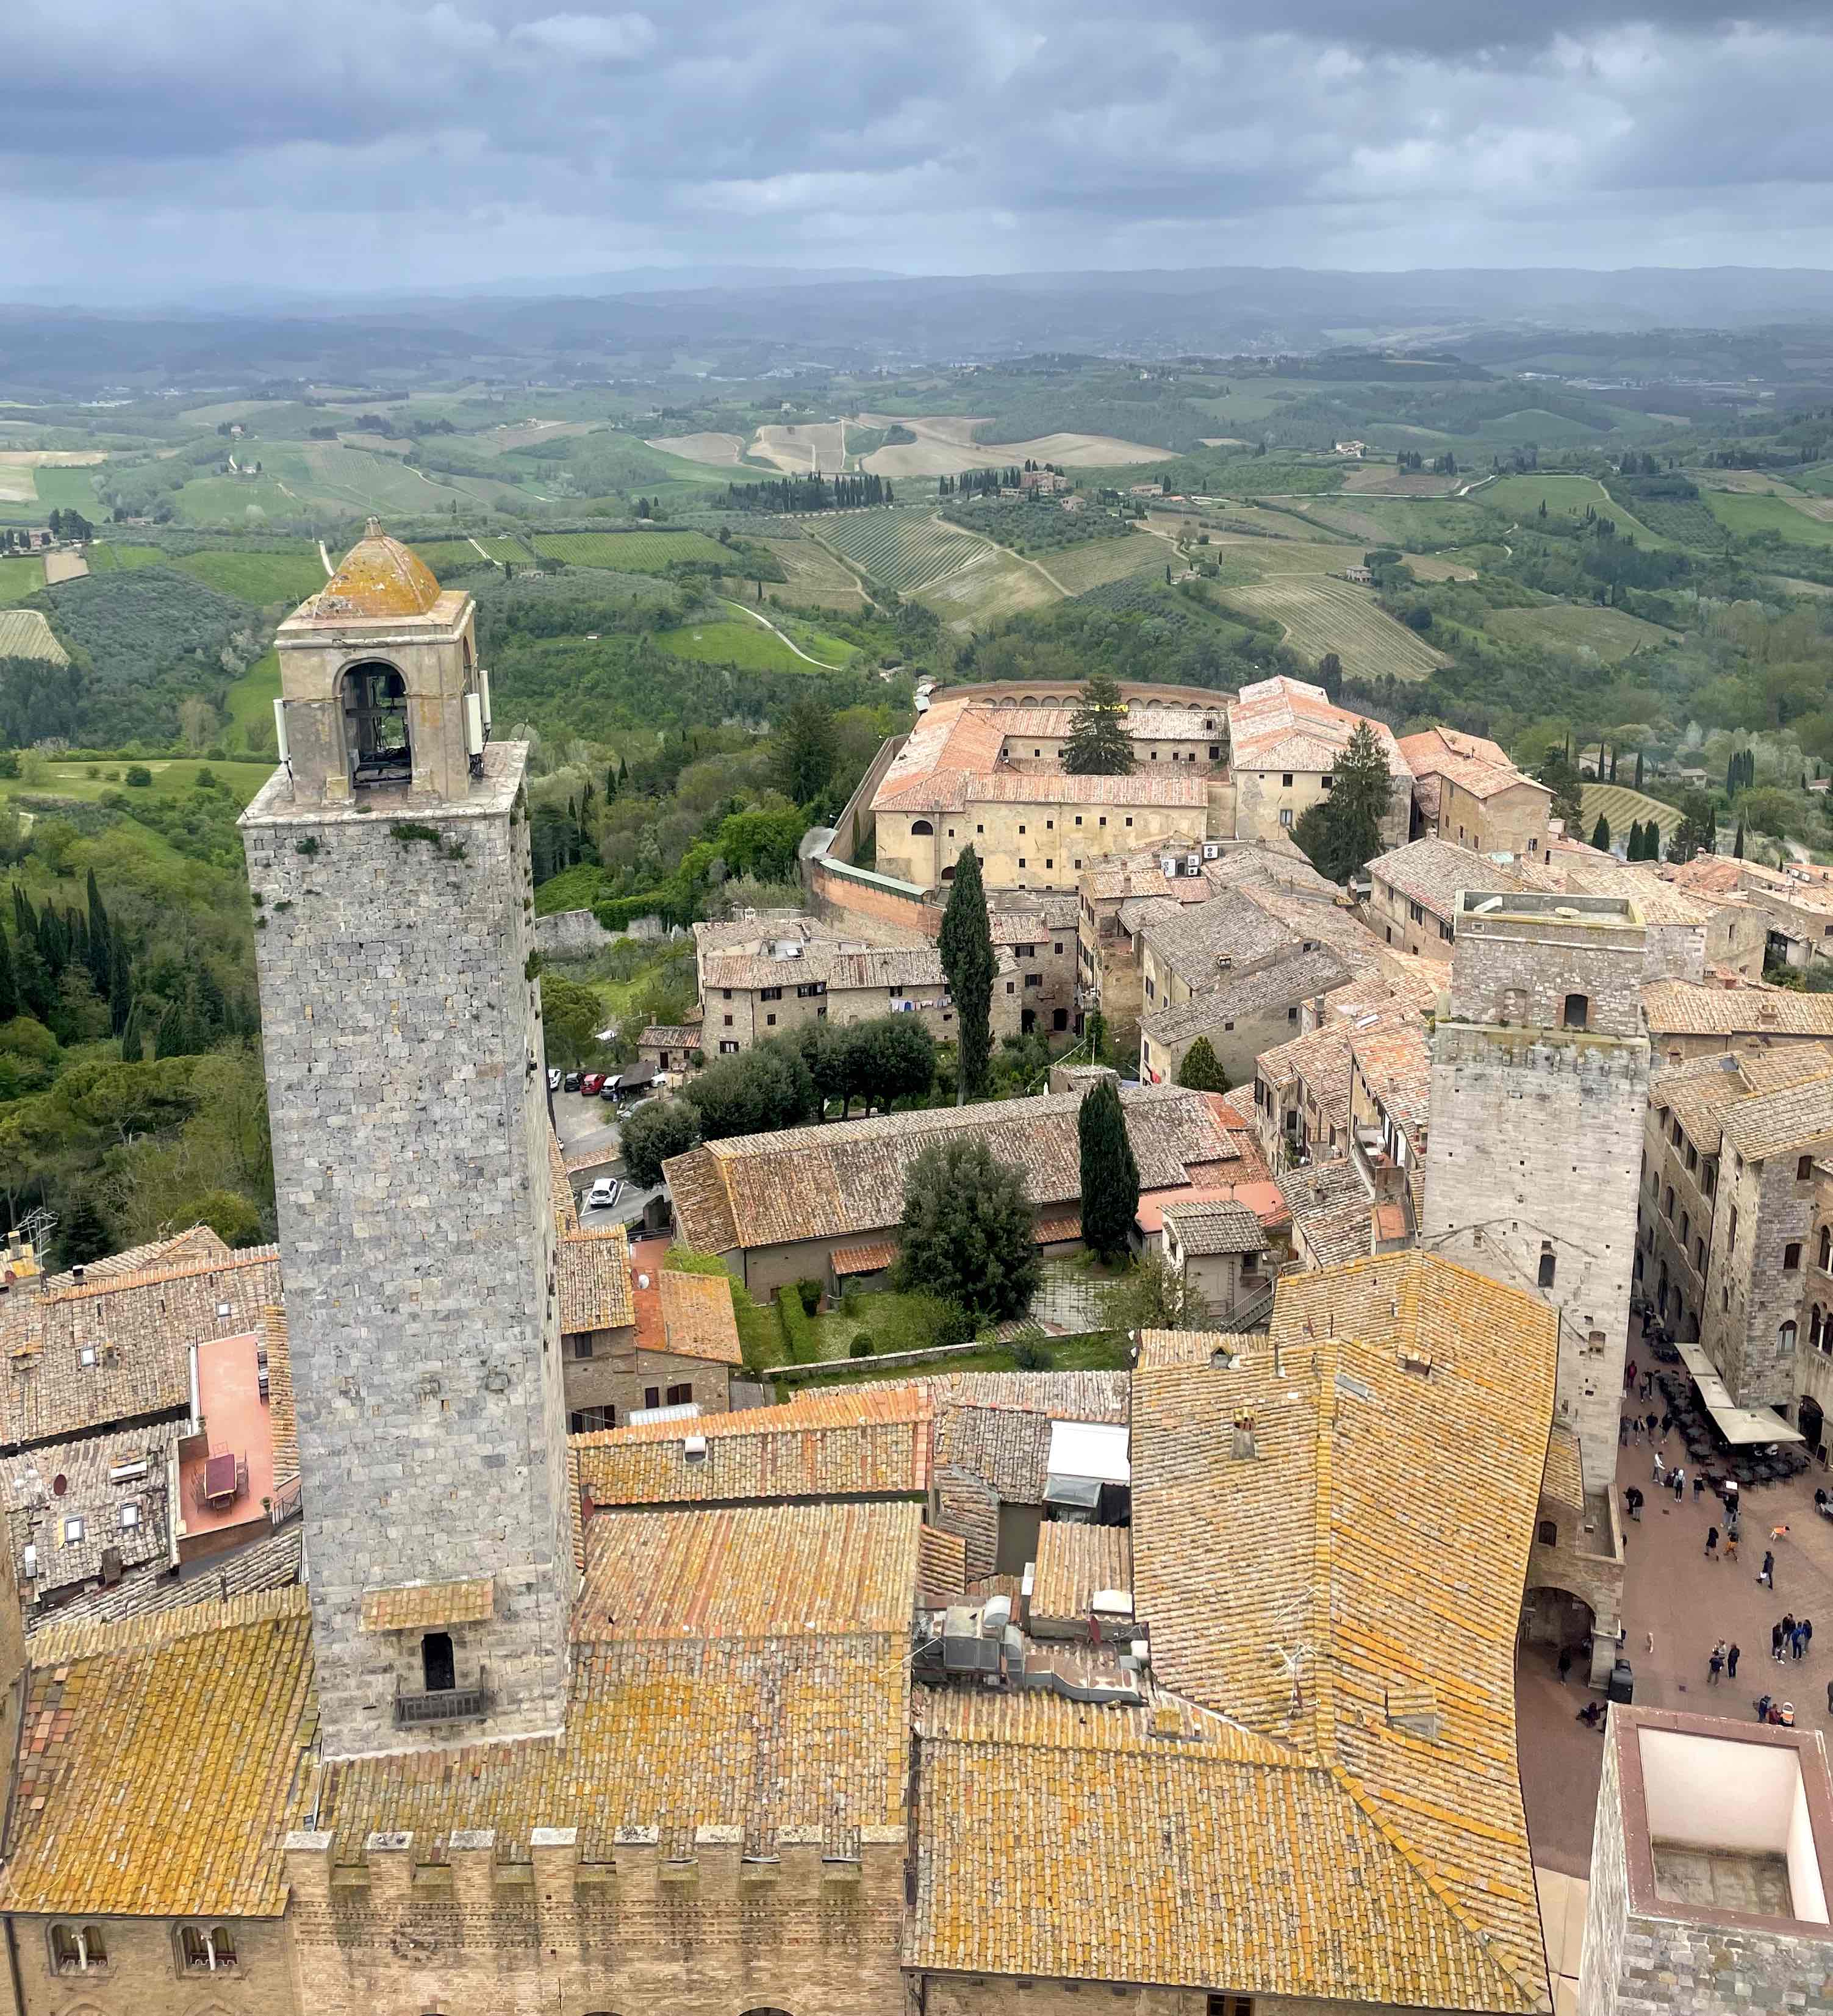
[777,1284,820,1363]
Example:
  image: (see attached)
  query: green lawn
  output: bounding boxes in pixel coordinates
[222,649,281,748]
[1485,603,1674,662]
[783,1326,1130,1391]
[1704,489,1833,549]
[0,555,45,604]
[86,542,170,572]
[655,617,851,673]
[32,464,106,514]
[0,757,274,811]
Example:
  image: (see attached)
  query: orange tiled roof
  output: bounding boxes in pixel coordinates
[656,1269,742,1365]
[558,1225,634,1335]
[359,1576,496,1632]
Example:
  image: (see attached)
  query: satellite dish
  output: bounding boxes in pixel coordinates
[637,1273,651,1290]
[51,1474,66,1497]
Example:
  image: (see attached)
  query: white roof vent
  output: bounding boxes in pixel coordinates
[683,1433,709,1463]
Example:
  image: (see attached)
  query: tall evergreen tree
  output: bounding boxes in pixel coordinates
[1591,814,1612,852]
[0,919,15,1024]
[1062,676,1135,775]
[107,935,131,1035]
[1634,750,1643,789]
[1626,819,1643,860]
[1078,1077,1140,1263]
[84,869,109,994]
[1296,721,1393,883]
[1174,1035,1229,1091]
[938,847,995,1105]
[1734,821,1746,859]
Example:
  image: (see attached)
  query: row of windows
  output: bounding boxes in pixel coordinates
[50,1923,237,1974]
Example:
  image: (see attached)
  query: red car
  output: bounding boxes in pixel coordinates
[581,1072,604,1096]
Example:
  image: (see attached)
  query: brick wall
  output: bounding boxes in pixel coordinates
[808,857,942,944]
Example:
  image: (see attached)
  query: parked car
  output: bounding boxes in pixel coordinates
[586,1177,622,1213]
[599,1079,621,1100]
[581,1072,604,1096]
[547,1069,562,1092]
[563,1071,583,1093]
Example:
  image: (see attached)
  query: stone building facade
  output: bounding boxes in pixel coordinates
[241,525,573,1756]
[1422,891,1650,1493]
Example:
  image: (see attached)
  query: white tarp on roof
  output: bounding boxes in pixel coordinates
[1047,1419,1131,1487]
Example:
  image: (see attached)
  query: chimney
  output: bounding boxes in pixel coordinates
[71,1264,85,1285]
[1232,1412,1258,1460]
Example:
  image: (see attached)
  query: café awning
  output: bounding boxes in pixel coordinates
[1673,1337,1804,1446]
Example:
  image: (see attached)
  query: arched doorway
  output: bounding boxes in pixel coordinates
[341,661,411,787]
[1802,1394,1825,1462]
[1520,1582,1594,1655]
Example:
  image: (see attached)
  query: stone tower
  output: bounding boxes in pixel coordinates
[240,522,571,1757]
[1422,889,1649,1493]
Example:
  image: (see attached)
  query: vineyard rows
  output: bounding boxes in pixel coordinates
[810,510,985,590]
[1223,575,1447,683]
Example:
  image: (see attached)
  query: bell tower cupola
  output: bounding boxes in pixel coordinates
[273,518,490,806]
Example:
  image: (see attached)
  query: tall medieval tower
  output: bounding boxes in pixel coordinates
[1422,889,1649,1494]
[240,522,572,1757]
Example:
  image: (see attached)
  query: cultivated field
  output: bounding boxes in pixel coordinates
[1047,533,1166,594]
[475,420,600,455]
[758,535,868,608]
[1402,550,1480,582]
[1207,537,1365,577]
[532,528,730,570]
[1340,466,1461,497]
[916,548,1059,628]
[855,414,1168,478]
[85,542,169,572]
[0,556,45,604]
[645,432,748,467]
[1297,497,1491,549]
[1580,783,1676,848]
[42,551,88,584]
[1485,604,1673,662]
[0,609,70,664]
[1480,473,1671,546]
[0,450,105,504]
[1221,575,1447,682]
[810,511,986,592]
[753,422,848,474]
[0,756,273,812]
[171,548,329,604]
[654,617,853,673]
[1704,490,1833,548]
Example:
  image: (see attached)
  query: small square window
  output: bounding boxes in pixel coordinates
[1018,858,1027,868]
[63,1517,84,1544]
[1099,816,1107,827]
[766,1013,777,1026]
[1075,815,1083,826]
[1282,772,1294,787]
[1045,858,1053,869]
[1073,858,1082,869]
[1006,981,1016,994]
[723,1014,733,1026]
[977,823,985,834]
[1800,1156,1815,1181]
[120,1504,140,1530]
[1125,817,1133,827]
[1019,825,1027,835]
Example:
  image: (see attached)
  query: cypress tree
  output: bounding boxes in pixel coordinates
[0,919,15,1024]
[1078,1076,1141,1264]
[1591,814,1612,852]
[1634,750,1643,789]
[1734,821,1746,859]
[84,869,110,994]
[107,935,131,1035]
[938,847,995,1105]
[1626,820,1643,860]
[1174,1035,1229,1092]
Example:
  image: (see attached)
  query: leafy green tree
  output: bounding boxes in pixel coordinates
[1293,721,1393,884]
[538,971,604,1071]
[621,1098,703,1188]
[1591,814,1612,852]
[1063,675,1135,775]
[891,1136,1040,1321]
[772,697,838,805]
[1078,1076,1140,1263]
[716,804,806,884]
[856,1015,936,1111]
[1097,1254,1216,1333]
[683,1039,817,1141]
[1175,1035,1229,1092]
[938,846,995,1103]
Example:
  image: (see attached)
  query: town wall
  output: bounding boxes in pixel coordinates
[806,856,941,945]
[242,750,574,1757]
[880,801,1200,898]
[283,1828,907,2016]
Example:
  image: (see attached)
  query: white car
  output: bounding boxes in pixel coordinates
[586,1177,622,1213]
[547,1069,562,1092]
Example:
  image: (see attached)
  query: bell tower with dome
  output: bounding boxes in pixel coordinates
[240,520,572,1759]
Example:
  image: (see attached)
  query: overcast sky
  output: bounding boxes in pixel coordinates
[7,0,1831,298]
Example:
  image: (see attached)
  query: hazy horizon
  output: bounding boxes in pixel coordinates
[8,1,1833,304]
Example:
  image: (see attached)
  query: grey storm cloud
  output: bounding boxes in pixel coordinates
[3,0,1831,295]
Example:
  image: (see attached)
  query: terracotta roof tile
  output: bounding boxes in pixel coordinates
[1227,675,1410,778]
[1641,978,1833,1037]
[1028,1523,1132,1624]
[359,1576,495,1632]
[917,1524,968,1607]
[656,1269,742,1365]
[559,1225,634,1335]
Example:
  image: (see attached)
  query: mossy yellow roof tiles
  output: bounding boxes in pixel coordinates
[307,518,442,619]
[0,1587,315,1919]
[358,1575,495,1634]
[574,1501,921,1641]
[1116,1250,1558,2012]
[315,1638,909,1865]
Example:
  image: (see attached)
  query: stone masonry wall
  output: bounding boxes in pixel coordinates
[283,1827,907,2016]
[927,1975,1499,2016]
[8,1914,296,2016]
[1702,1148,1826,1408]
[1424,1025,1646,1494]
[242,748,574,1758]
[1576,1727,1632,2015]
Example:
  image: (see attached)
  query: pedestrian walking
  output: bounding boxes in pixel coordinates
[1773,1621,1786,1660]
[1693,1473,1706,1501]
[1625,1486,1643,1521]
[1654,1452,1667,1485]
[1672,1468,1686,1499]
[1709,1644,1725,1685]
[1624,1357,1638,1392]
[1706,1524,1719,1557]
[1645,1408,1658,1436]
[1662,1409,1674,1438]
[1728,1643,1742,1679]
[1557,1646,1573,1684]
[1726,1533,1740,1562]
[1795,1624,1809,1661]
[1804,1618,1814,1652]
[1760,1549,1776,1591]
[1620,1415,1629,1447]
[1771,1523,1792,1543]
